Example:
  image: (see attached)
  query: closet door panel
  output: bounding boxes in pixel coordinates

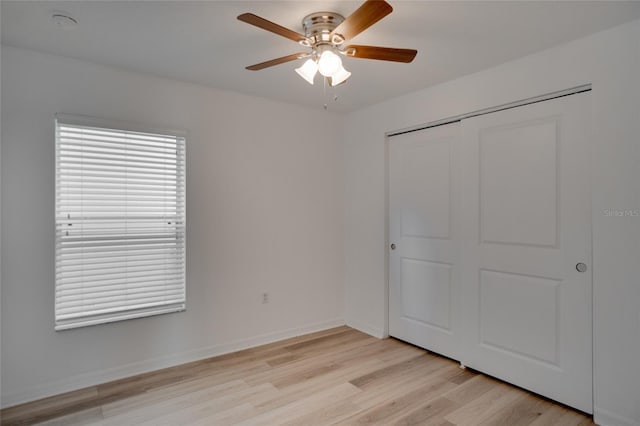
[460,92,592,413]
[389,123,462,360]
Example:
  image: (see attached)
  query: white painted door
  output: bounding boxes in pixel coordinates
[460,92,592,413]
[389,123,462,360]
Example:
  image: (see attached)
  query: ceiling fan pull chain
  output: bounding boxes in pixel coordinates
[322,79,341,111]
[323,77,328,110]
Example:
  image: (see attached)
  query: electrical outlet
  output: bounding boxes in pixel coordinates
[262,292,269,304]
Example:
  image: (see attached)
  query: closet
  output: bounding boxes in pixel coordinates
[388,91,592,413]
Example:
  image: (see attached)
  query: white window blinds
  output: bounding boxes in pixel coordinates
[55,116,186,330]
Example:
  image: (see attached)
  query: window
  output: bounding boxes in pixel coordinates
[55,115,186,330]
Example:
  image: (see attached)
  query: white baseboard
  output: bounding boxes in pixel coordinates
[345,317,386,339]
[593,407,638,426]
[1,317,344,409]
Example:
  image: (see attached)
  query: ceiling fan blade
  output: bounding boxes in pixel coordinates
[331,0,393,43]
[246,53,310,71]
[238,13,310,45]
[343,45,417,63]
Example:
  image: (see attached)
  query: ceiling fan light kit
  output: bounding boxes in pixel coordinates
[295,59,318,84]
[317,49,342,77]
[238,0,417,89]
[330,66,352,86]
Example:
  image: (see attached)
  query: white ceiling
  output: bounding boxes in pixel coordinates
[3,1,640,113]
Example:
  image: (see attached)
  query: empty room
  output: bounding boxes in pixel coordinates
[1,1,639,425]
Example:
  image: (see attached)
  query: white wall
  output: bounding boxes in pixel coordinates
[344,19,640,426]
[0,46,345,407]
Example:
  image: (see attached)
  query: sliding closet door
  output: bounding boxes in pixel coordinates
[389,123,462,360]
[460,92,592,413]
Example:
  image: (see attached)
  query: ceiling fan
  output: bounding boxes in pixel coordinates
[237,0,417,86]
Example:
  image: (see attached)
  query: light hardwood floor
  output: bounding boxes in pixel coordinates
[1,326,595,426]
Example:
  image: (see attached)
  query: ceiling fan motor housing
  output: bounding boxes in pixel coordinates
[301,12,345,47]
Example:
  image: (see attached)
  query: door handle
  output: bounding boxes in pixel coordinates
[390,243,396,250]
[576,263,587,272]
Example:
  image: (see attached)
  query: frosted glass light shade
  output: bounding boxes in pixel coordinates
[317,50,342,77]
[330,64,351,86]
[295,59,318,85]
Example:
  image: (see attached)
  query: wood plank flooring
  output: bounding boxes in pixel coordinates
[0,326,595,426]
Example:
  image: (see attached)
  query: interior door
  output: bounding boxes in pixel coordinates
[460,92,592,413]
[389,123,462,360]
